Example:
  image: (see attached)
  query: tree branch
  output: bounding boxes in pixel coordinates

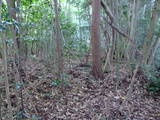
[101,0,114,23]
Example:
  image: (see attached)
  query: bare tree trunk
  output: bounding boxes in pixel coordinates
[101,0,113,72]
[0,94,2,120]
[0,2,2,118]
[91,0,103,79]
[128,0,137,60]
[6,0,25,63]
[143,0,160,64]
[126,0,140,73]
[0,1,13,119]
[102,24,113,72]
[2,34,13,120]
[0,0,1,21]
[148,37,160,65]
[6,0,25,116]
[120,63,140,111]
[53,0,64,79]
[120,50,143,111]
[129,0,140,41]
[6,0,20,65]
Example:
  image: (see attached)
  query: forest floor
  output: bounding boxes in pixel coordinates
[1,59,160,120]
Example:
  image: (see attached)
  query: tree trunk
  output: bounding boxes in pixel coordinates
[2,33,13,120]
[91,0,103,79]
[6,0,25,116]
[6,0,25,62]
[143,0,160,64]
[0,1,13,119]
[148,37,160,65]
[0,0,1,21]
[127,0,140,72]
[53,0,64,78]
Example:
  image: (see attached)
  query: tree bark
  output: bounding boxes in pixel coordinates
[53,0,64,78]
[91,0,103,79]
[148,37,160,65]
[0,0,1,21]
[2,33,13,120]
[6,0,25,116]
[143,0,160,64]
[0,3,13,117]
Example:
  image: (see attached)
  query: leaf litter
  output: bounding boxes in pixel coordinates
[0,59,160,120]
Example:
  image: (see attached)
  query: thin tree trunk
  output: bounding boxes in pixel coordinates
[120,51,143,111]
[0,0,1,21]
[128,0,137,61]
[102,22,113,72]
[126,0,140,73]
[111,0,118,63]
[143,0,160,64]
[91,0,103,79]
[120,63,140,111]
[6,0,25,116]
[0,94,2,120]
[0,1,2,119]
[0,1,13,119]
[2,33,13,120]
[53,0,64,79]
[102,0,113,72]
[148,37,160,65]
